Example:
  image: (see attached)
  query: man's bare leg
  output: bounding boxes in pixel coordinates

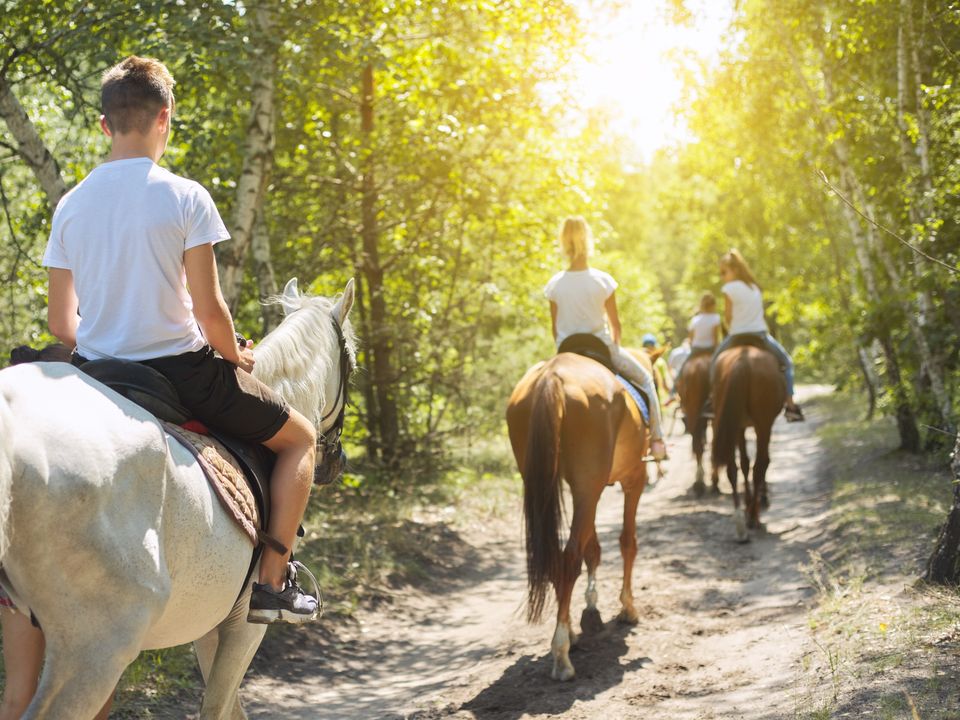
[258,409,316,593]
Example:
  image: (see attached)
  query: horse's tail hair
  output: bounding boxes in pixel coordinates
[0,391,13,564]
[712,356,749,471]
[522,370,565,624]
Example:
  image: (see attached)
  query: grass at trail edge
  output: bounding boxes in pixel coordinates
[794,392,960,720]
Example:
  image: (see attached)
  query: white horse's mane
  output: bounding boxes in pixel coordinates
[253,291,356,429]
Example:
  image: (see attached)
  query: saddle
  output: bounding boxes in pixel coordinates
[557,334,650,423]
[77,359,277,552]
[723,334,784,369]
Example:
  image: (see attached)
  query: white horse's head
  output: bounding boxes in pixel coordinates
[253,278,357,485]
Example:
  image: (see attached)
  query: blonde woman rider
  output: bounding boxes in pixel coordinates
[544,217,667,460]
[712,249,804,421]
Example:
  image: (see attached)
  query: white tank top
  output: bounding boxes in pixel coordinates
[722,280,767,334]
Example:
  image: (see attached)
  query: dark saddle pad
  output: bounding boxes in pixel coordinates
[726,333,769,352]
[723,334,784,368]
[557,333,614,373]
[556,334,651,416]
[78,359,274,527]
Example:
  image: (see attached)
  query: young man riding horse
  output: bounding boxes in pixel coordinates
[43,57,321,620]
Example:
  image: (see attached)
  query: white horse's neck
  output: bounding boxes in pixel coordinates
[252,297,351,429]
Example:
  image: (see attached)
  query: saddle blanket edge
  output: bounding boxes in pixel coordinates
[162,422,260,548]
[614,375,650,425]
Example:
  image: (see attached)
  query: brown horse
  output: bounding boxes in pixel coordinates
[506,350,651,681]
[710,343,785,542]
[676,352,718,496]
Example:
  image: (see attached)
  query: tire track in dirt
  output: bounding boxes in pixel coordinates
[241,386,831,719]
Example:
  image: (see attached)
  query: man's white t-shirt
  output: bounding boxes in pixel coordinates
[722,280,767,335]
[544,268,618,346]
[688,312,721,348]
[42,157,230,361]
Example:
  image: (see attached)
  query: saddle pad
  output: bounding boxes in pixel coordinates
[615,375,650,424]
[163,422,259,547]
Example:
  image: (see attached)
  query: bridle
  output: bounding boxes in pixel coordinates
[317,317,352,462]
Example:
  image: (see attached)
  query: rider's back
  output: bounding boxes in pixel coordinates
[43,158,229,361]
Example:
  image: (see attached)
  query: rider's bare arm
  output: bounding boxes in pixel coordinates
[549,301,558,342]
[723,292,733,330]
[604,292,622,345]
[184,244,254,372]
[48,268,79,349]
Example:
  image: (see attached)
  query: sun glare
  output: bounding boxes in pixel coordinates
[570,0,733,161]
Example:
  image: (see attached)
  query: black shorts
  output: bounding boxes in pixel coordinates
[74,346,290,444]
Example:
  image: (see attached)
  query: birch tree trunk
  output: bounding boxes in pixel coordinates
[251,214,281,336]
[0,76,67,210]
[895,0,953,431]
[219,4,277,313]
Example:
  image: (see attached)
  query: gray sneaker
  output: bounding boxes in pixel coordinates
[248,560,322,625]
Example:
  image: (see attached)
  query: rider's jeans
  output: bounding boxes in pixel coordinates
[607,342,665,441]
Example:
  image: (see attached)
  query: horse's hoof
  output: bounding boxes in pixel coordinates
[552,662,576,681]
[580,607,604,635]
[734,509,749,543]
[761,495,770,510]
[616,608,640,625]
[710,484,721,496]
[692,480,706,498]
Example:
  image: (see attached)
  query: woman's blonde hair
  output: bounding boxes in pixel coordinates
[559,216,593,262]
[720,249,759,289]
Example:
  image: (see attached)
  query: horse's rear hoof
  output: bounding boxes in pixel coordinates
[616,608,639,625]
[552,662,576,681]
[692,479,706,498]
[580,607,604,635]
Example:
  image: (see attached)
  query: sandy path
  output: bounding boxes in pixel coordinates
[241,386,831,719]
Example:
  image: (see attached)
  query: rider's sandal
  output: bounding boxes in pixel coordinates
[248,560,323,625]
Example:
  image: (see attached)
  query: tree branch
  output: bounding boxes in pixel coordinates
[816,169,959,275]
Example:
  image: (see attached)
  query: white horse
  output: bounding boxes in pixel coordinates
[0,277,355,719]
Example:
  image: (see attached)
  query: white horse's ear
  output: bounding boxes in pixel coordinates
[334,278,355,325]
[280,278,300,316]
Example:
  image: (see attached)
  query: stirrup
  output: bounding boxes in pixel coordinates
[289,560,324,619]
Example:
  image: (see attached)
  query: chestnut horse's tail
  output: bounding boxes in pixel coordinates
[522,370,565,623]
[712,354,749,470]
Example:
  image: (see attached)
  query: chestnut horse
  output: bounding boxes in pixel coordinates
[506,350,652,681]
[676,352,718,496]
[710,342,785,542]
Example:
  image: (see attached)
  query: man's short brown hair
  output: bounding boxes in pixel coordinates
[101,56,175,135]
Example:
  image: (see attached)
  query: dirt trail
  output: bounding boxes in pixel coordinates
[242,386,832,719]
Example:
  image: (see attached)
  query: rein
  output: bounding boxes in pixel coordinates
[318,318,351,460]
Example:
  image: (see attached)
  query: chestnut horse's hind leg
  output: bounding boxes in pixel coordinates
[616,483,643,625]
[748,426,772,530]
[580,530,604,635]
[738,432,753,519]
[728,431,749,543]
[551,498,599,681]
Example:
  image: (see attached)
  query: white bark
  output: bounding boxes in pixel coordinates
[220,4,277,312]
[0,76,67,210]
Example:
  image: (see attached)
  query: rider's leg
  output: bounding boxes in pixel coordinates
[761,333,797,404]
[260,409,317,591]
[0,608,43,720]
[609,345,667,459]
[709,334,734,387]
